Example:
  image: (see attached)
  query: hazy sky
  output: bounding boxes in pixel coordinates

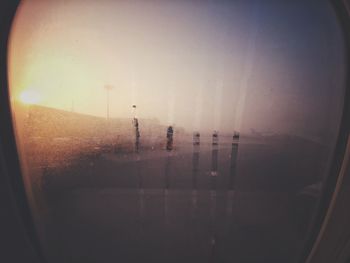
[9,0,346,140]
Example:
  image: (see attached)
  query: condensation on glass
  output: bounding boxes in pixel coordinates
[8,0,346,262]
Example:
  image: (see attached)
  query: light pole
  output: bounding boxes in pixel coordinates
[104,85,113,120]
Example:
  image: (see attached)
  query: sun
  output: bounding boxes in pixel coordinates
[19,90,41,104]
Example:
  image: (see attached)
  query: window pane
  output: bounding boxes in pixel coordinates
[8,0,346,262]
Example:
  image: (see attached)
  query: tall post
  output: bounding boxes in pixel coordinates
[131,104,143,230]
[210,131,219,260]
[227,131,240,221]
[191,132,200,219]
[192,132,200,191]
[211,131,219,178]
[164,126,174,225]
[229,131,240,189]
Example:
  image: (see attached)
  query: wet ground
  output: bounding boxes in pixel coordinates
[39,137,328,263]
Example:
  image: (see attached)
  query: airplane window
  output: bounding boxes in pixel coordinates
[8,0,346,262]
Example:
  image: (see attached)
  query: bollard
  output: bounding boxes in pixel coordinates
[166,126,174,151]
[211,131,219,177]
[192,132,200,219]
[133,117,140,152]
[229,131,239,189]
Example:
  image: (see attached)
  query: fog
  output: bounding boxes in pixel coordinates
[9,0,346,140]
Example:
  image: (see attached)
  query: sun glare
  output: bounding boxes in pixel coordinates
[19,90,41,105]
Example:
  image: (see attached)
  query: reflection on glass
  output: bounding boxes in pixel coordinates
[8,0,346,262]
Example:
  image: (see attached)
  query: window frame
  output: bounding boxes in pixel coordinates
[297,1,350,262]
[0,1,350,262]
